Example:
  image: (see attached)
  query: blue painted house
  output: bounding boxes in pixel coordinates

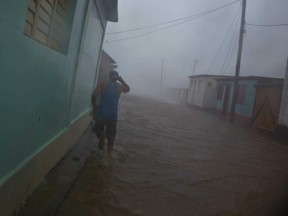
[215,76,283,126]
[0,0,117,215]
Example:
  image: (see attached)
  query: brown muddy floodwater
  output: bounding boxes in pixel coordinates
[56,95,288,216]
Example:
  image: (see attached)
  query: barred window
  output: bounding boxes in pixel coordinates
[24,0,68,53]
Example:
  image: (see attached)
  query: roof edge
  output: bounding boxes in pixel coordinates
[103,0,118,22]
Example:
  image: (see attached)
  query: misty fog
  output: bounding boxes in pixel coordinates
[103,0,288,97]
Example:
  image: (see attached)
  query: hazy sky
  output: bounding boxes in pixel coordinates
[103,0,288,96]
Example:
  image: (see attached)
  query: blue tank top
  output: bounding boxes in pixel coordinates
[95,81,121,121]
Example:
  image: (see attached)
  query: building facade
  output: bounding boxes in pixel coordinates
[0,0,117,215]
[187,75,228,109]
[215,76,283,127]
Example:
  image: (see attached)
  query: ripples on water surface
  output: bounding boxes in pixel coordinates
[57,96,288,216]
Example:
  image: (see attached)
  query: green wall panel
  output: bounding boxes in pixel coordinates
[70,0,104,120]
[0,0,105,184]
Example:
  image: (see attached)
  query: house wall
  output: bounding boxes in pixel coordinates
[279,66,288,127]
[203,78,218,109]
[70,0,105,121]
[187,77,217,108]
[215,79,257,118]
[0,0,108,214]
[187,78,206,107]
[215,85,226,110]
[235,80,257,118]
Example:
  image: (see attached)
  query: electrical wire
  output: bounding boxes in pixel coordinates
[106,0,241,35]
[207,7,241,74]
[224,36,239,75]
[106,13,203,35]
[220,17,240,75]
[108,1,242,35]
[221,23,239,75]
[105,14,207,43]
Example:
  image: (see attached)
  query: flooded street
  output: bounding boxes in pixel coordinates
[56,95,288,216]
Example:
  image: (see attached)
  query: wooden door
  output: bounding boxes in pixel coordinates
[251,85,283,131]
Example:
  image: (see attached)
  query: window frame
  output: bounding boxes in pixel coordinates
[24,0,69,53]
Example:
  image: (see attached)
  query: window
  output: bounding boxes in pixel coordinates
[217,84,224,100]
[24,0,69,53]
[236,85,246,104]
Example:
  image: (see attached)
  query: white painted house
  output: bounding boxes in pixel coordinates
[187,75,231,109]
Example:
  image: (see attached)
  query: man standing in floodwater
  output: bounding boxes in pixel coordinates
[91,70,130,158]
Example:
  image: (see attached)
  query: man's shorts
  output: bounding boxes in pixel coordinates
[92,117,117,145]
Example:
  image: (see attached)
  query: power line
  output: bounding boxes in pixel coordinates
[106,12,205,35]
[106,0,241,36]
[105,15,205,43]
[224,36,239,75]
[207,7,241,74]
[222,23,240,75]
[246,22,288,27]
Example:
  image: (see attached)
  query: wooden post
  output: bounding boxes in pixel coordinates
[160,58,164,93]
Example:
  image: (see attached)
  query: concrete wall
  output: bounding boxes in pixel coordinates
[0,0,109,214]
[203,78,218,109]
[187,77,217,109]
[187,78,205,107]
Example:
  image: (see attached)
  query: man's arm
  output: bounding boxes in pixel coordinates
[117,76,130,93]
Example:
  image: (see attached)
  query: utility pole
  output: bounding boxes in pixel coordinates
[192,59,197,76]
[230,0,246,123]
[160,58,164,93]
[191,59,198,104]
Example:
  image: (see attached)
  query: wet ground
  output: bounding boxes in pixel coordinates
[55,95,288,216]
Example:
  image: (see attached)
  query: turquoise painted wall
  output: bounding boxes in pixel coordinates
[0,0,106,184]
[215,79,257,118]
[70,0,104,120]
[235,80,257,118]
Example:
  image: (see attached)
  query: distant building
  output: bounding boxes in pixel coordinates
[0,0,118,215]
[187,75,232,109]
[216,76,283,129]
